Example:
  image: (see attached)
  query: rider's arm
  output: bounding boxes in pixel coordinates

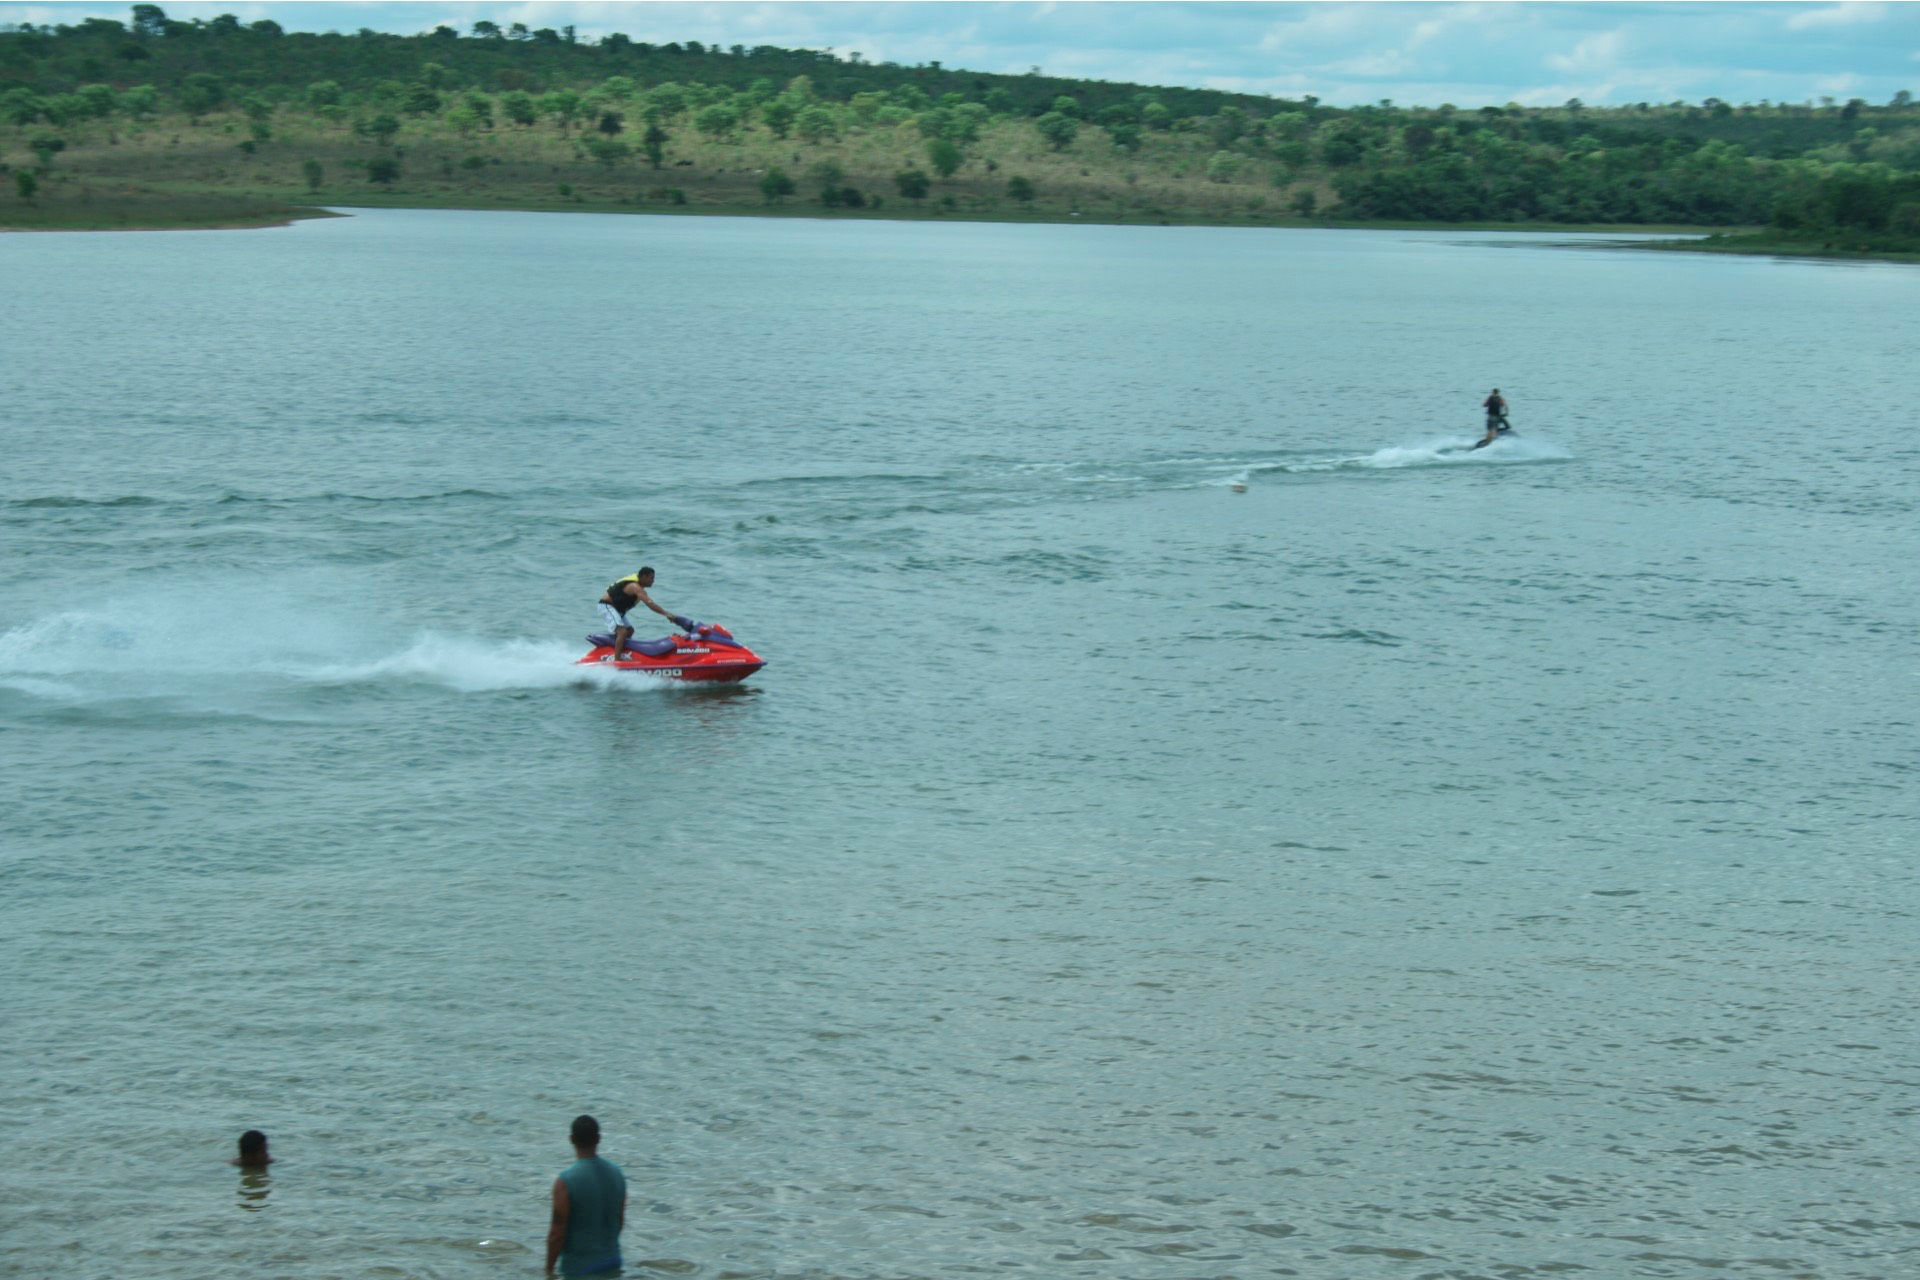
[635,589,673,619]
[545,1178,570,1275]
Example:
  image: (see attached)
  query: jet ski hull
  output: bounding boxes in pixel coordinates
[577,630,766,683]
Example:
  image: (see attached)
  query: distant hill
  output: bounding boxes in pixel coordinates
[4,5,1917,253]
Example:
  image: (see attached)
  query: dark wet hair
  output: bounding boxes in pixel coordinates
[637,566,654,578]
[570,1115,600,1147]
[238,1130,268,1157]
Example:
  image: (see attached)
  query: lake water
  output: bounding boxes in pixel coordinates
[2,209,1916,1280]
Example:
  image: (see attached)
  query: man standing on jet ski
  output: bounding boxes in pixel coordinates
[598,567,677,662]
[1474,388,1512,449]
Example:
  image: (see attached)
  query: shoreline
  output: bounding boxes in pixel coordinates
[0,206,344,233]
[1,212,342,233]
[1621,232,1920,265]
[5,198,1912,263]
[0,196,1723,238]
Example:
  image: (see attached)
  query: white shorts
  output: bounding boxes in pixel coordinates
[598,602,634,632]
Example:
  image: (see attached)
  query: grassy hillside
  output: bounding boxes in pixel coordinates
[2,98,1364,230]
[4,6,1918,252]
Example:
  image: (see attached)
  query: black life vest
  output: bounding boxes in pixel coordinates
[604,579,642,616]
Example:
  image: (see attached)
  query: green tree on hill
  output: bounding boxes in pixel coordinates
[642,122,670,168]
[2,89,41,126]
[644,83,689,122]
[807,158,845,201]
[1317,123,1366,167]
[76,84,118,119]
[695,102,740,141]
[176,72,225,121]
[540,90,582,130]
[758,166,795,204]
[795,105,839,143]
[585,137,629,166]
[130,4,172,38]
[927,137,963,179]
[1035,111,1077,151]
[1209,105,1247,146]
[761,98,797,138]
[501,91,537,128]
[356,114,399,146]
[40,95,87,127]
[895,167,930,200]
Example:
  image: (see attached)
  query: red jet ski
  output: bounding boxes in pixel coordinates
[578,616,766,684]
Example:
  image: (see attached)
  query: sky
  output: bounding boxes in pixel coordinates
[4,0,1918,109]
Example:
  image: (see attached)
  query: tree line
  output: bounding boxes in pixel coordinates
[3,5,1917,248]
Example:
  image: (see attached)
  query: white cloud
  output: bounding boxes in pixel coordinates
[1546,30,1627,75]
[1785,2,1889,32]
[1324,50,1418,78]
[1253,3,1379,56]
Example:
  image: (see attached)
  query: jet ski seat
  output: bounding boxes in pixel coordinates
[586,634,678,657]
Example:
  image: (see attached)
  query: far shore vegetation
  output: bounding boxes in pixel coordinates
[4,5,1917,261]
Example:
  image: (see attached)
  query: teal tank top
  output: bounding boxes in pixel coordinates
[557,1155,626,1276]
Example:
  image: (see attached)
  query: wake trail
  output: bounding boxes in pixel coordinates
[0,612,669,706]
[1215,433,1573,486]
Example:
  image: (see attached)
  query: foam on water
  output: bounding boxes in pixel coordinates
[0,608,667,705]
[1363,432,1573,468]
[1210,433,1573,486]
[309,633,639,693]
